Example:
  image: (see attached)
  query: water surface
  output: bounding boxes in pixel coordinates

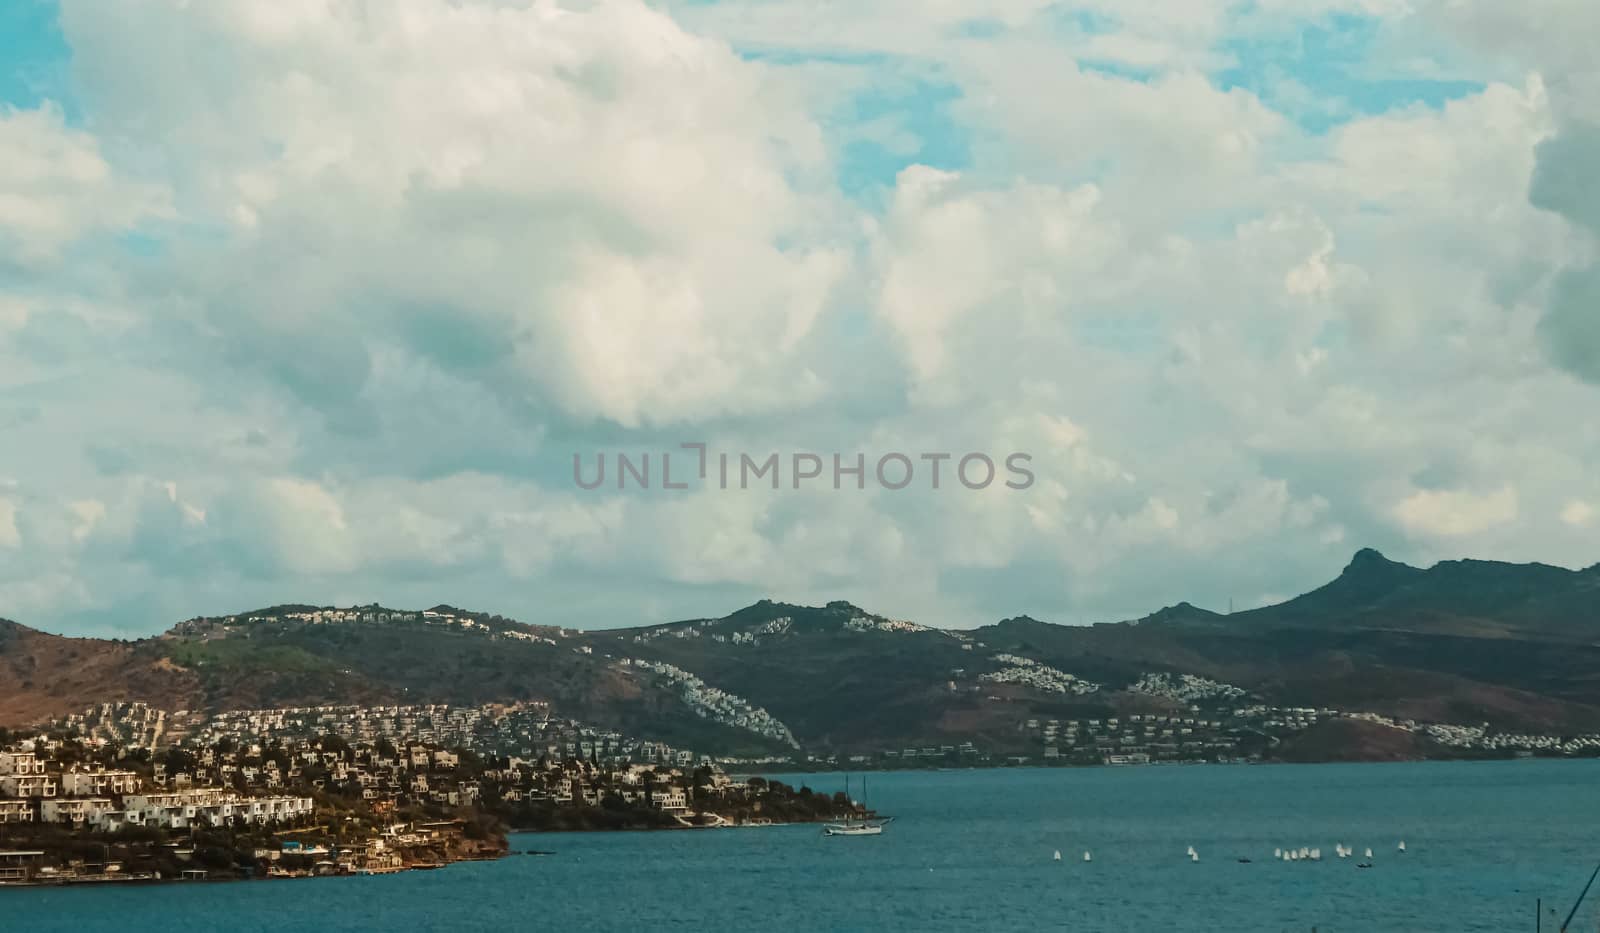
[6,760,1596,931]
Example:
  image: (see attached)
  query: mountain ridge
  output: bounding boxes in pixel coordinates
[6,549,1600,763]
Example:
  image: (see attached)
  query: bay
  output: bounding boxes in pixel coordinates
[6,759,1598,931]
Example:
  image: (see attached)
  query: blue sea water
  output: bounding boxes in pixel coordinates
[6,760,1599,932]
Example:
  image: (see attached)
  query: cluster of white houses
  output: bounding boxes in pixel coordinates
[169,606,570,647]
[178,702,701,768]
[0,747,312,831]
[621,659,801,749]
[7,722,720,830]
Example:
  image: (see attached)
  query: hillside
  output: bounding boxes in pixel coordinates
[0,618,198,724]
[5,550,1600,763]
[1172,548,1600,640]
[579,600,1009,750]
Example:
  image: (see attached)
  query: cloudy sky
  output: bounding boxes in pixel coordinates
[2,0,1598,637]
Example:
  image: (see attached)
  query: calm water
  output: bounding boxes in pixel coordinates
[6,760,1600,931]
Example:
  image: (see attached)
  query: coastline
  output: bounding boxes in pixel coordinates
[0,833,510,888]
[0,816,856,888]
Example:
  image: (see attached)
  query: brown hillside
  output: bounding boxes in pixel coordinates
[0,619,201,725]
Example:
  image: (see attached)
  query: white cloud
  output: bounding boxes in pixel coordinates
[58,0,851,427]
[1393,486,1519,537]
[1561,500,1595,528]
[2,0,1599,634]
[68,500,107,544]
[0,498,20,549]
[873,166,1116,393]
[0,104,166,262]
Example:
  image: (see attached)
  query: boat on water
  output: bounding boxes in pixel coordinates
[822,773,892,837]
[822,820,890,836]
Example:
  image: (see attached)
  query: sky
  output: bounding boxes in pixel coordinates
[1,0,1598,638]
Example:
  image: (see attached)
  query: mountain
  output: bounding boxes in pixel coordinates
[581,600,996,750]
[6,550,1600,762]
[1156,548,1600,640]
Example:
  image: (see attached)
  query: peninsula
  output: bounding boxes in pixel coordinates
[0,706,862,886]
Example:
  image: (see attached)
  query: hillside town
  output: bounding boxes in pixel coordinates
[169,604,568,647]
[0,701,858,886]
[41,681,1600,783]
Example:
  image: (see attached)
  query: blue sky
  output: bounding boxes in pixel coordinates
[2,0,1599,638]
[1,3,66,104]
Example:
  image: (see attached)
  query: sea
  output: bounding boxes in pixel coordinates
[6,759,1599,932]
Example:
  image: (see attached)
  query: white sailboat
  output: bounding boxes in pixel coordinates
[822,772,892,837]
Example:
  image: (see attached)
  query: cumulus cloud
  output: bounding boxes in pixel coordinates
[1393,486,1519,538]
[2,0,1599,635]
[1562,500,1595,528]
[0,104,165,263]
[1527,125,1600,383]
[1420,0,1600,385]
[58,0,850,428]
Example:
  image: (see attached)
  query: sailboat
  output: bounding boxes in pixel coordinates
[822,772,893,837]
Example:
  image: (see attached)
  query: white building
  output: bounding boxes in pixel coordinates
[61,769,141,796]
[0,775,58,798]
[40,798,117,826]
[0,752,47,776]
